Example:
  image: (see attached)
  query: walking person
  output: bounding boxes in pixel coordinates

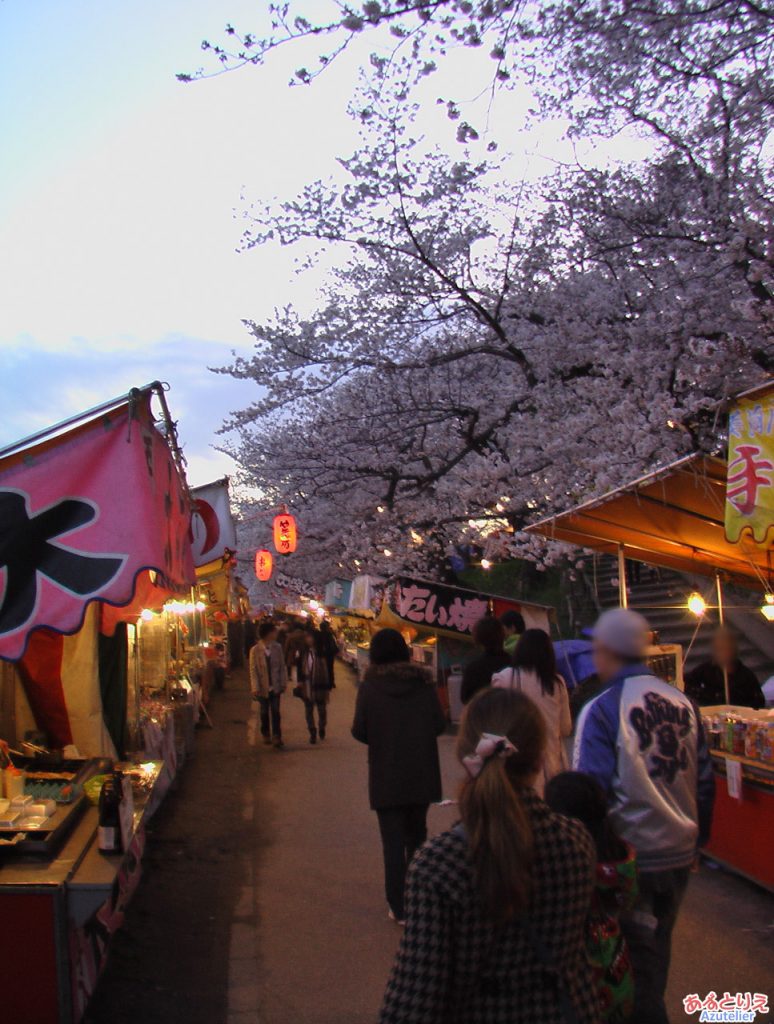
[574,608,715,1024]
[248,621,288,748]
[299,629,332,744]
[319,618,339,689]
[352,628,446,926]
[491,628,572,795]
[460,617,511,705]
[380,687,600,1024]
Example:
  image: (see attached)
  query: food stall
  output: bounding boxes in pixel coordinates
[700,705,774,890]
[528,382,774,890]
[0,383,196,1022]
[375,576,555,721]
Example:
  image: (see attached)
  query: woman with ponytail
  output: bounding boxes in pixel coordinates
[380,688,600,1024]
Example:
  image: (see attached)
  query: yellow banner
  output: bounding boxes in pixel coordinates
[725,395,774,545]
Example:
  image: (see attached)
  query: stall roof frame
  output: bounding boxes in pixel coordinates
[527,451,771,589]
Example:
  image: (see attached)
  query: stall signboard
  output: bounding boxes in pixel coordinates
[385,577,550,637]
[0,393,194,661]
[190,478,238,567]
[324,579,352,609]
[389,578,490,636]
[725,393,774,546]
[350,575,384,615]
[275,571,318,599]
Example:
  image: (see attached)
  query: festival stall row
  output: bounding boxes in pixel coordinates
[528,381,774,891]
[0,385,239,1022]
[323,573,554,722]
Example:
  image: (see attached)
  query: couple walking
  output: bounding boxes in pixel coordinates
[249,621,333,746]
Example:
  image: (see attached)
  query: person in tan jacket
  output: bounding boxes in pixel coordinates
[249,621,288,748]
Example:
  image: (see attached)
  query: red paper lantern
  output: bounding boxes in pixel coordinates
[255,549,273,582]
[273,510,298,555]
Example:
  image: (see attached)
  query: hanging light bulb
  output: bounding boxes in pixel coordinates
[140,609,154,622]
[760,594,774,622]
[687,592,707,617]
[481,558,492,570]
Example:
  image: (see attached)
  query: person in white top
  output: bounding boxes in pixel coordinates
[491,629,572,795]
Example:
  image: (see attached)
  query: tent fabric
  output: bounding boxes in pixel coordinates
[190,478,237,567]
[528,454,771,587]
[17,605,117,758]
[0,392,195,661]
[553,639,595,690]
[99,570,174,636]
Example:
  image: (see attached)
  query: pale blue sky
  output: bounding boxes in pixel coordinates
[0,0,363,484]
[0,1,650,486]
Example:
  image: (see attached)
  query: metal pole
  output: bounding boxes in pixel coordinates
[618,545,628,608]
[716,571,730,704]
[0,381,160,460]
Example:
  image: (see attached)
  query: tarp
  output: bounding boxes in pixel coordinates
[528,453,771,587]
[17,604,118,757]
[190,478,237,567]
[0,392,194,660]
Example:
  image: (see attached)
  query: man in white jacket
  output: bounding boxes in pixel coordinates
[574,608,714,1024]
[249,621,288,748]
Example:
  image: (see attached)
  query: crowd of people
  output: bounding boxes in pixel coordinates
[247,617,340,748]
[356,608,716,1024]
[238,604,769,1023]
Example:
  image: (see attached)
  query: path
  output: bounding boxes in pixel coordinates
[86,663,773,1024]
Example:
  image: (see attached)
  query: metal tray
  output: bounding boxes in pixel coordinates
[0,758,111,858]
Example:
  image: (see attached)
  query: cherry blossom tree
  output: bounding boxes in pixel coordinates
[203,1,773,583]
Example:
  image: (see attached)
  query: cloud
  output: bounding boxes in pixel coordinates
[0,334,257,488]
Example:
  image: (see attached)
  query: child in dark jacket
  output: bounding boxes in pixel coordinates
[545,771,637,1024]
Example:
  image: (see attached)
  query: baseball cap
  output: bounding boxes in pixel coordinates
[593,608,649,659]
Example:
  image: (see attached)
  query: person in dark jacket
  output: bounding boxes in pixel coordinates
[460,617,511,705]
[319,619,339,689]
[684,626,764,709]
[298,629,332,744]
[352,628,446,924]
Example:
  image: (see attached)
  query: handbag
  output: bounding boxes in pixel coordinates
[292,685,305,701]
[520,918,581,1024]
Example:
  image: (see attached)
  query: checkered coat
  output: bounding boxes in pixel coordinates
[380,789,601,1024]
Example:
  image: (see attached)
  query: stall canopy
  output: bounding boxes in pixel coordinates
[528,452,771,588]
[0,383,195,756]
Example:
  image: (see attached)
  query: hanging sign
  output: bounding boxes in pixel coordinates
[725,395,774,546]
[274,571,317,599]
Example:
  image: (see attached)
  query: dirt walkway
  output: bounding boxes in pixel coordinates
[85,663,773,1024]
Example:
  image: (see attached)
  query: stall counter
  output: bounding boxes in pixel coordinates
[0,761,165,1024]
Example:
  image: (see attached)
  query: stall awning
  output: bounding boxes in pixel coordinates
[528,453,771,587]
[0,384,195,661]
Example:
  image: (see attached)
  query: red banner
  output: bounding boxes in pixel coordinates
[0,393,194,660]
